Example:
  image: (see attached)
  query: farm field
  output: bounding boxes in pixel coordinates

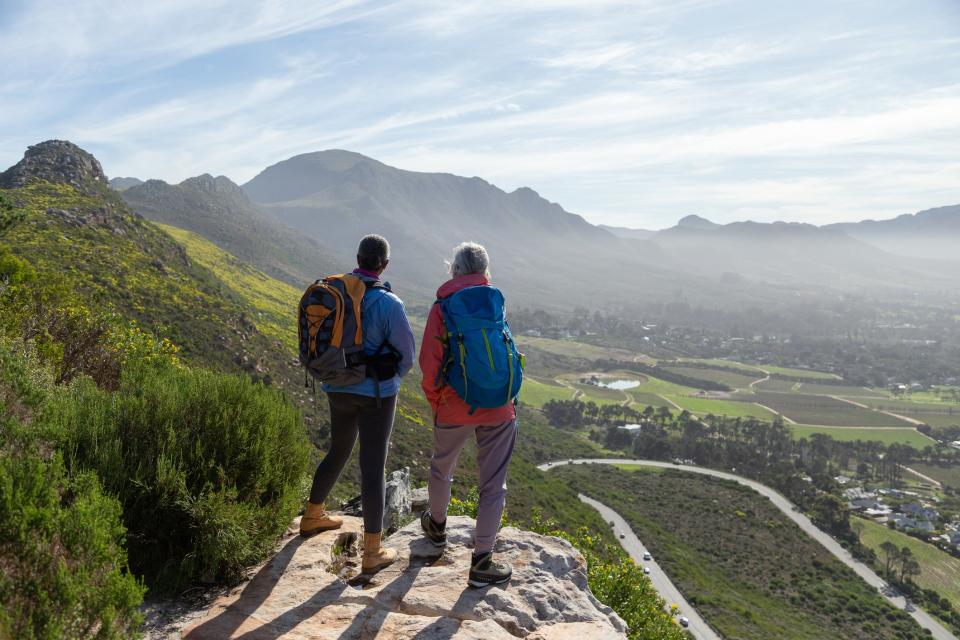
[633,374,698,397]
[756,378,801,392]
[752,391,913,428]
[789,425,933,447]
[520,377,573,407]
[666,395,778,419]
[675,358,765,374]
[858,519,960,610]
[795,383,888,398]
[905,387,960,404]
[514,335,635,362]
[558,464,928,640]
[855,399,960,428]
[570,382,628,405]
[627,390,677,409]
[762,365,839,380]
[907,463,960,489]
[659,365,761,390]
[522,337,941,449]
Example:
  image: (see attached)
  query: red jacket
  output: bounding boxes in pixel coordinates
[419,274,518,426]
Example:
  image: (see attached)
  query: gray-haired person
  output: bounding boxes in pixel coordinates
[418,242,519,587]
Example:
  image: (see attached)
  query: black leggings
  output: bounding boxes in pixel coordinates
[309,392,397,533]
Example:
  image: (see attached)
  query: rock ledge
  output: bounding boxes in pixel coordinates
[171,515,626,639]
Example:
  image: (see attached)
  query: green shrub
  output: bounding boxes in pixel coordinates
[0,339,51,433]
[39,362,311,591]
[0,452,144,640]
[0,192,25,236]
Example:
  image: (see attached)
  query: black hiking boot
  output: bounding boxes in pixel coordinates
[468,552,512,588]
[420,510,447,548]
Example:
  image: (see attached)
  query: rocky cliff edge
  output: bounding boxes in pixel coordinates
[157,515,626,639]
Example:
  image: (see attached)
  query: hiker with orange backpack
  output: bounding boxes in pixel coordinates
[297,234,416,574]
[418,242,524,587]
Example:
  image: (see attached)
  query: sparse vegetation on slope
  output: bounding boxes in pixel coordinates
[557,464,929,640]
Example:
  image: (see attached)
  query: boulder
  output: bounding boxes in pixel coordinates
[383,467,412,532]
[171,515,626,639]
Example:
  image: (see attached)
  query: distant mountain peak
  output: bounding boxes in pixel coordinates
[180,173,246,198]
[0,140,107,193]
[676,214,718,230]
[287,149,380,172]
[109,177,143,191]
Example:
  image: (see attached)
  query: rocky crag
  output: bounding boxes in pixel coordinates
[150,516,627,639]
[0,139,107,193]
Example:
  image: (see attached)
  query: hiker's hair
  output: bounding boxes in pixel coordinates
[357,234,390,271]
[448,242,490,278]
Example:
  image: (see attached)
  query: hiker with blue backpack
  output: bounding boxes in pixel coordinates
[297,234,416,575]
[418,242,524,587]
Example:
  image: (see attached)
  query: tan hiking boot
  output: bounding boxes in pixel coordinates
[362,531,398,573]
[299,501,343,537]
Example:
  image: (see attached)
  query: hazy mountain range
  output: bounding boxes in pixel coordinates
[7,141,957,310]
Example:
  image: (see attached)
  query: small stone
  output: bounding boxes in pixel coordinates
[411,486,430,513]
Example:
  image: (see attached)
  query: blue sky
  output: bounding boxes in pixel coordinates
[1,0,959,229]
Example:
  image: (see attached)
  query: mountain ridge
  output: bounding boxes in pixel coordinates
[120,173,343,288]
[10,140,960,309]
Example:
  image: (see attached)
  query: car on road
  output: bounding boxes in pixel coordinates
[643,566,650,574]
[619,533,625,539]
[643,552,652,561]
[679,616,689,628]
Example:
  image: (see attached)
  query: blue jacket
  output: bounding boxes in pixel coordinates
[321,271,416,398]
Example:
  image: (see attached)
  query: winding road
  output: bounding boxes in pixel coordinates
[578,493,720,640]
[540,458,957,640]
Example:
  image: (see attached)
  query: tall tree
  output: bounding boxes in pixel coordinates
[898,547,916,583]
[880,541,900,578]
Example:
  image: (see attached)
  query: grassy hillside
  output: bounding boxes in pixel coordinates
[4,182,299,386]
[158,224,301,352]
[859,519,960,609]
[556,464,928,640]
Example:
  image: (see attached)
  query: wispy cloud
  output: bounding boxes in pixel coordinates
[1,0,959,228]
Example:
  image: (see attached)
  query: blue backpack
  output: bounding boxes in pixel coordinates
[436,285,524,412]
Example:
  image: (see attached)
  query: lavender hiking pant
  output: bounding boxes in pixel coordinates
[428,419,518,554]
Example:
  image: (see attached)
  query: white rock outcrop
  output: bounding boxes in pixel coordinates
[175,515,626,639]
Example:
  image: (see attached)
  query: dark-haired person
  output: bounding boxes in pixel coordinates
[418,242,519,587]
[300,234,416,574]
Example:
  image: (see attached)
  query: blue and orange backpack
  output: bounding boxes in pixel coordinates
[435,285,524,412]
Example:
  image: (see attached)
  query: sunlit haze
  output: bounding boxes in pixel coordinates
[1,0,959,228]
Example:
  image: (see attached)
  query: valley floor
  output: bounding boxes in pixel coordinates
[542,459,956,640]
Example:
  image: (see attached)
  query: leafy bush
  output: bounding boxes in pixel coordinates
[0,340,51,432]
[0,452,144,640]
[38,362,311,591]
[0,192,25,236]
[1,275,179,391]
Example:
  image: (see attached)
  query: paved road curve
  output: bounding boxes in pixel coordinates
[579,493,720,640]
[540,458,957,640]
